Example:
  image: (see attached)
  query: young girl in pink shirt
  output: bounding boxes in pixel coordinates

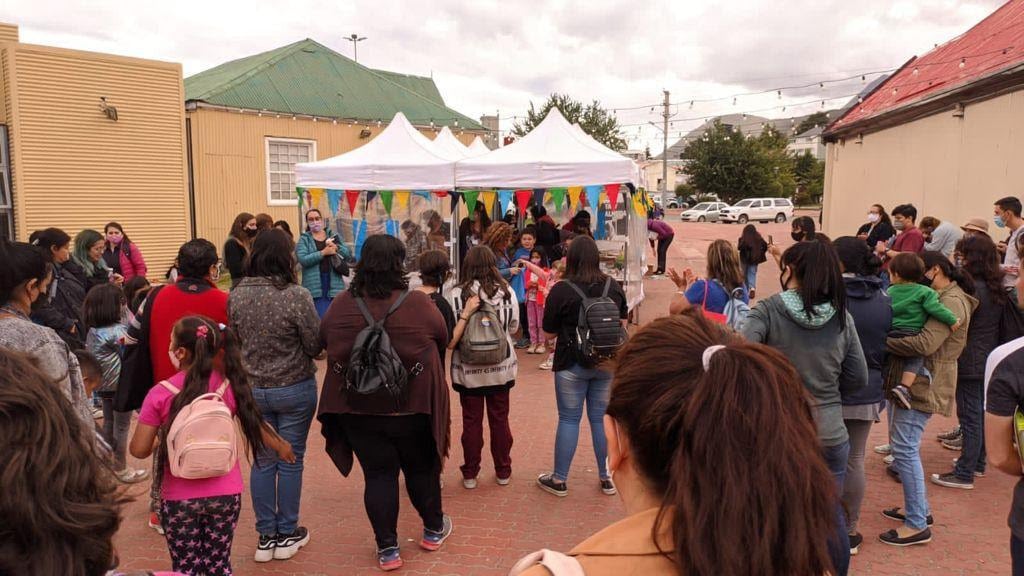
[130,316,293,576]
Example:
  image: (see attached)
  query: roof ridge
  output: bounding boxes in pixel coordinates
[193,38,317,103]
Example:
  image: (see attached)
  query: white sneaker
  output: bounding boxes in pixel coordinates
[255,533,276,563]
[539,358,553,370]
[274,527,310,560]
[535,344,547,355]
[115,468,150,484]
[496,475,511,486]
[874,443,892,455]
[463,477,478,489]
[883,454,895,465]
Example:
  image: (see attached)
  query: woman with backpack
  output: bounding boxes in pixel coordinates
[129,315,295,576]
[537,236,627,498]
[448,245,520,491]
[738,224,768,299]
[667,239,749,328]
[318,235,452,572]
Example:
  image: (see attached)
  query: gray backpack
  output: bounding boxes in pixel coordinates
[458,292,510,365]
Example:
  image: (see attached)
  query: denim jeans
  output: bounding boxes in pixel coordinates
[552,364,611,482]
[842,419,873,533]
[250,378,318,536]
[744,263,758,293]
[100,395,132,470]
[822,441,851,576]
[954,376,987,480]
[891,406,932,530]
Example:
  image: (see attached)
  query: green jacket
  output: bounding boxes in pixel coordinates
[888,282,959,331]
[296,230,351,299]
[885,282,978,416]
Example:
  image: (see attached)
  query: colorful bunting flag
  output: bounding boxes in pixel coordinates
[345,190,360,216]
[380,190,394,215]
[366,191,378,205]
[463,190,479,215]
[604,184,620,208]
[631,190,647,216]
[326,189,342,216]
[550,188,567,212]
[533,188,546,209]
[309,188,325,212]
[498,189,514,214]
[597,208,607,240]
[395,190,411,210]
[296,187,305,211]
[568,186,583,211]
[480,190,496,213]
[449,191,462,214]
[434,190,449,198]
[385,219,399,237]
[353,220,368,259]
[414,190,432,201]
[584,185,601,211]
[515,189,533,213]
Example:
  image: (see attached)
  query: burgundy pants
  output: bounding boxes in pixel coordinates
[459,390,513,480]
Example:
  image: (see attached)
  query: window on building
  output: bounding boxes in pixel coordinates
[0,126,12,241]
[266,138,316,205]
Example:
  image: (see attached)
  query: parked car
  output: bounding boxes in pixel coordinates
[718,198,794,224]
[653,196,681,209]
[680,202,730,222]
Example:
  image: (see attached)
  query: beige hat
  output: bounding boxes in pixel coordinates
[961,218,990,235]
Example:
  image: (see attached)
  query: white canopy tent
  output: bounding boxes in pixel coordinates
[466,137,491,158]
[431,126,472,159]
[295,112,456,190]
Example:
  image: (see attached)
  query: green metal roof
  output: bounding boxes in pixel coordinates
[184,39,482,130]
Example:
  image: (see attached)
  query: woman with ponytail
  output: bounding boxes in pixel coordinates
[130,315,294,576]
[511,310,839,576]
[415,250,456,363]
[741,239,867,573]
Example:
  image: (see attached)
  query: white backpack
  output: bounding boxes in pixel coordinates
[161,379,237,479]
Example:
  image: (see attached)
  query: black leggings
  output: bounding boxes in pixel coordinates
[342,414,443,550]
[656,236,674,274]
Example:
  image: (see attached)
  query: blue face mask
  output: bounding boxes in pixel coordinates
[995,215,1007,229]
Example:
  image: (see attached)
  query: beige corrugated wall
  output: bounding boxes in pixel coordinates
[187,107,485,245]
[823,89,1024,238]
[5,43,188,277]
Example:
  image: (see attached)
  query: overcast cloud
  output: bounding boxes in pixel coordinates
[1,0,1003,149]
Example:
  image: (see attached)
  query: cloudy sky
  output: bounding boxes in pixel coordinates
[1,0,1003,149]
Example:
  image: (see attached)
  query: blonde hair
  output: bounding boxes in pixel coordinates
[706,239,745,292]
[484,222,513,251]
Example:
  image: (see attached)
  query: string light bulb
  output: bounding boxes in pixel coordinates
[959,58,966,68]
[732,97,737,105]
[912,67,919,75]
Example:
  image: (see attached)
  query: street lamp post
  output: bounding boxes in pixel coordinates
[345,34,367,63]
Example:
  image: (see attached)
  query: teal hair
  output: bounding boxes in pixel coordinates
[72,229,107,276]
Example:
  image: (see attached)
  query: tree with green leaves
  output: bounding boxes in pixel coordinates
[512,93,627,151]
[793,151,826,205]
[796,111,830,135]
[681,121,795,204]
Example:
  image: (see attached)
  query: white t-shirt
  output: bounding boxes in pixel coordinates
[1003,225,1024,287]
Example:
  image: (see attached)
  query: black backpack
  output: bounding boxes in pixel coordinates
[999,287,1024,344]
[567,278,627,364]
[337,292,422,406]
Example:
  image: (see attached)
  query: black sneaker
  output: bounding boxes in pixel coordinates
[879,527,932,547]
[600,479,617,495]
[941,437,963,451]
[536,473,568,497]
[273,527,310,560]
[937,425,962,442]
[881,507,934,526]
[892,385,913,410]
[930,472,974,490]
[849,532,864,556]
[255,533,276,563]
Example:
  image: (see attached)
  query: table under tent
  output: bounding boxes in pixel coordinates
[293,109,651,313]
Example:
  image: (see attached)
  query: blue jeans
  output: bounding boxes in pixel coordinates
[744,263,758,292]
[251,378,318,536]
[954,376,987,480]
[822,441,851,576]
[891,406,932,530]
[552,364,612,482]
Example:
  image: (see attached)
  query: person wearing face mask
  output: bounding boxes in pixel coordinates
[857,204,896,248]
[767,215,818,268]
[0,239,94,430]
[27,227,88,347]
[102,222,148,282]
[225,212,258,289]
[296,208,352,318]
[877,204,925,275]
[994,196,1024,288]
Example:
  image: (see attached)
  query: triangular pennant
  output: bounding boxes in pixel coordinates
[449,191,462,214]
[395,190,411,210]
[498,189,514,214]
[380,190,394,215]
[366,191,378,205]
[596,208,607,240]
[515,189,533,213]
[326,190,342,216]
[584,185,601,211]
[631,191,647,216]
[434,190,450,198]
[385,219,399,237]
[296,187,306,211]
[480,190,496,213]
[309,188,325,211]
[353,219,368,259]
[533,188,546,209]
[414,190,432,200]
[604,184,620,209]
[550,188,567,212]
[345,190,360,216]
[463,190,479,215]
[568,186,583,211]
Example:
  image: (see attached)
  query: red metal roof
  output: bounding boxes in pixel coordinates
[832,0,1024,129]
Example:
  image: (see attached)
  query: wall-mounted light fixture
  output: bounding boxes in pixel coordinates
[99,97,118,121]
[952,103,965,118]
[359,128,372,139]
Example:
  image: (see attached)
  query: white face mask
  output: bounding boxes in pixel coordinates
[867,213,880,223]
[168,350,181,370]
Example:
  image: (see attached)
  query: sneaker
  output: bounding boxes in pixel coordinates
[377,547,403,571]
[92,406,104,420]
[891,385,913,410]
[515,338,531,350]
[527,343,538,354]
[600,479,617,496]
[274,527,310,560]
[496,475,511,486]
[881,507,934,526]
[878,527,932,547]
[148,511,165,535]
[849,532,864,556]
[420,515,453,551]
[536,473,568,497]
[952,458,986,477]
[115,468,150,484]
[538,357,553,370]
[462,477,478,489]
[941,437,963,451]
[255,533,276,563]
[883,454,895,465]
[535,344,547,355]
[930,472,974,490]
[937,425,962,442]
[874,443,892,455]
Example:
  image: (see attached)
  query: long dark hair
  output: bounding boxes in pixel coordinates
[780,240,848,329]
[870,204,892,226]
[0,349,128,576]
[607,311,836,576]
[738,224,763,249]
[166,316,265,462]
[122,276,152,314]
[229,212,255,248]
[103,222,132,255]
[921,250,975,295]
[82,284,125,330]
[350,234,408,299]
[564,235,606,285]
[246,229,297,288]
[29,228,71,262]
[956,235,1005,304]
[459,245,508,299]
[0,240,51,305]
[791,216,816,242]
[833,236,882,277]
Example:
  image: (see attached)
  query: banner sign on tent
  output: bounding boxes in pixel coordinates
[345,190,360,216]
[380,191,394,215]
[498,189,513,214]
[550,188,567,212]
[515,189,532,213]
[605,184,620,209]
[568,187,582,211]
[326,189,342,216]
[463,190,479,215]
[395,190,411,210]
[584,185,601,211]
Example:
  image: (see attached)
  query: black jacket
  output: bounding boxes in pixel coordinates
[842,275,892,406]
[958,282,1002,380]
[857,221,896,249]
[738,237,768,266]
[223,238,247,289]
[30,261,87,347]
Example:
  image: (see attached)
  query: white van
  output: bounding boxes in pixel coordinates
[718,198,794,224]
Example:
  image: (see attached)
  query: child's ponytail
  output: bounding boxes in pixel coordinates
[221,325,266,461]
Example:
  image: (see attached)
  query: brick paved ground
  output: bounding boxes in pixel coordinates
[114,212,1016,575]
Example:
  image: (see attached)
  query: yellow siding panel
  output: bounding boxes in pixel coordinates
[0,23,17,44]
[11,45,188,278]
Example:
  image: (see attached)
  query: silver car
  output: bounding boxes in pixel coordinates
[680,202,730,222]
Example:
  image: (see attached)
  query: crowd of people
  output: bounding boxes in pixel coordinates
[4,196,1024,576]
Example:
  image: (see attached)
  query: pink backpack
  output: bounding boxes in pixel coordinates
[160,379,237,479]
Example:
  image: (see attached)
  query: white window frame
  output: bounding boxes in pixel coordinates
[265,137,317,206]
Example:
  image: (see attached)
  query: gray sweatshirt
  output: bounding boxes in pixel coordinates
[741,292,868,447]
